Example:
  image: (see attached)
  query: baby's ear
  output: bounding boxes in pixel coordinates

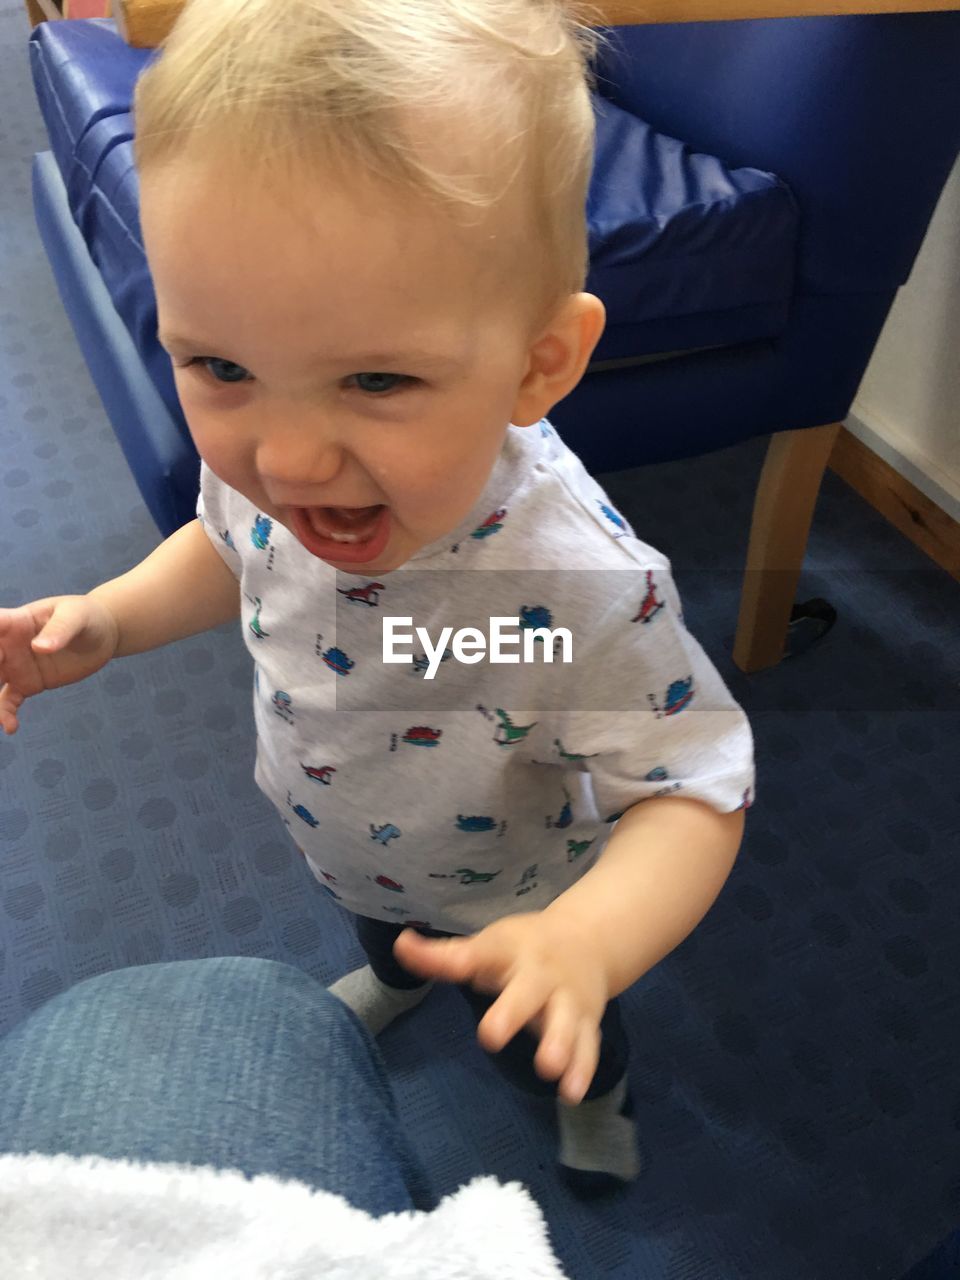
[510,292,605,427]
[569,291,606,367]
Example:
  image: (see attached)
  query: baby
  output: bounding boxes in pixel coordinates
[0,0,753,1191]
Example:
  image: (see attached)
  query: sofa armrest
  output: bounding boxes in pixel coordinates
[111,0,959,49]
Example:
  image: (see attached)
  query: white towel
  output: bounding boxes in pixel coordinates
[0,1152,569,1279]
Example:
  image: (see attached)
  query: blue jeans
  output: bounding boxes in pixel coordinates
[0,956,435,1214]
[356,914,630,1101]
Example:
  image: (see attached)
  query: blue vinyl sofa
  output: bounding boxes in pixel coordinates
[27,9,960,673]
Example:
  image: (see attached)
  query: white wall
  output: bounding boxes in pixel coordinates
[846,151,960,524]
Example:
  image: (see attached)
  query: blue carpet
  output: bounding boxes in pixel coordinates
[2,4,959,1277]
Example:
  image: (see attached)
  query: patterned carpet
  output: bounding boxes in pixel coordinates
[2,3,959,1277]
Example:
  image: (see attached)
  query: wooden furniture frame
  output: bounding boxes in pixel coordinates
[38,0,947,26]
[25,0,959,670]
[25,0,61,25]
[107,0,960,48]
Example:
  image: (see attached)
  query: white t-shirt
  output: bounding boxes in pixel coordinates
[197,419,755,934]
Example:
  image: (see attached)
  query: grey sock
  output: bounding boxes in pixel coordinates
[329,964,433,1036]
[557,1075,641,1182]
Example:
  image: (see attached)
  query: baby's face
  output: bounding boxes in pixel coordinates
[141,155,543,573]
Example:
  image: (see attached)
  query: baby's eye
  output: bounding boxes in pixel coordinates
[180,361,417,395]
[186,357,252,384]
[349,372,418,395]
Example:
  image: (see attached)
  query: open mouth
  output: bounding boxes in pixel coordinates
[308,504,384,542]
[290,504,391,564]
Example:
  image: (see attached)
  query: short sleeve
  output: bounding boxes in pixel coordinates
[196,461,242,578]
[547,565,755,820]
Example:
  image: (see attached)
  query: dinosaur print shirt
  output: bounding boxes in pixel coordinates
[197,419,755,934]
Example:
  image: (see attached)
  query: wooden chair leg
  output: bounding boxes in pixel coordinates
[25,0,47,26]
[733,421,842,673]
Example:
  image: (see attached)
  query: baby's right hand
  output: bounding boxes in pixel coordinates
[0,596,120,734]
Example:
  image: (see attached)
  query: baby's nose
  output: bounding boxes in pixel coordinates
[255,420,344,490]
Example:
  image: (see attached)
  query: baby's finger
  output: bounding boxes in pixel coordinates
[557,1020,601,1107]
[476,969,551,1054]
[0,682,23,710]
[533,991,578,1083]
[31,598,88,653]
[393,931,477,985]
[0,684,23,735]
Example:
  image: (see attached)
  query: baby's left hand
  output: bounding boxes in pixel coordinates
[393,913,609,1105]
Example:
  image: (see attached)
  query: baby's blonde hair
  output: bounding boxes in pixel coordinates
[133,0,611,335]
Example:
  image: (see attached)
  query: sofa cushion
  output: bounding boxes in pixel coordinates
[29,17,799,383]
[587,94,799,362]
[29,19,149,179]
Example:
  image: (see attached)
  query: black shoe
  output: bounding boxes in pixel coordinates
[784,597,837,658]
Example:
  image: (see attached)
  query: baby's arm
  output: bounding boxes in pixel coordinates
[87,517,240,656]
[0,519,239,732]
[395,796,744,1104]
[541,795,744,998]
